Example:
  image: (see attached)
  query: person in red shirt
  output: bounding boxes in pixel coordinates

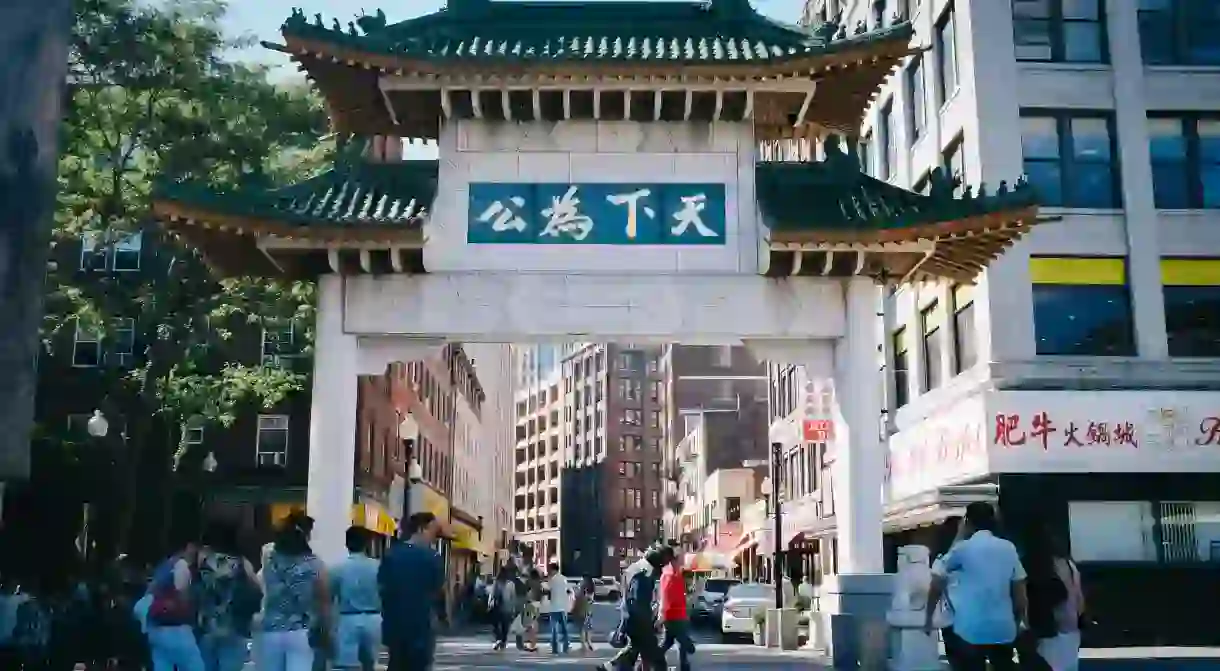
[659,550,695,671]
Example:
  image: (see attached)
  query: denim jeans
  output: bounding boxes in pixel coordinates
[147,624,205,671]
[548,611,570,653]
[335,613,382,670]
[199,632,249,671]
[255,629,315,671]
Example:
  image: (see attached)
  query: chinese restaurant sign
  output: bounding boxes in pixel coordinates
[468,183,727,245]
[985,390,1220,474]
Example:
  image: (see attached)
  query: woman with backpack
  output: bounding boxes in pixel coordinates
[197,519,262,671]
[143,539,205,671]
[1022,526,1086,671]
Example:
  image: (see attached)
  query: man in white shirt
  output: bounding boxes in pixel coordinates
[545,562,571,655]
[925,502,1028,671]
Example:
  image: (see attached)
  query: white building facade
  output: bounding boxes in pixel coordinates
[784,0,1220,646]
[464,343,517,571]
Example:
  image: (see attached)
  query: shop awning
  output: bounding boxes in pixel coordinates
[451,520,483,554]
[353,502,398,537]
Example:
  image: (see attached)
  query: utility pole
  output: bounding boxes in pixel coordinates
[0,2,73,482]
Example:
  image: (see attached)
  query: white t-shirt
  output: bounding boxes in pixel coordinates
[546,574,571,613]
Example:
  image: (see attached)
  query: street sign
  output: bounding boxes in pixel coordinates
[803,418,835,442]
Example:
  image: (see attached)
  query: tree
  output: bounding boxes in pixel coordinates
[41,0,330,556]
[0,0,73,482]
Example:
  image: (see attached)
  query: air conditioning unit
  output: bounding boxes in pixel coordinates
[257,452,287,467]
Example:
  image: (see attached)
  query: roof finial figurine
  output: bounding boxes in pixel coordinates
[356,9,388,34]
[348,21,359,36]
[927,167,953,200]
[997,180,1010,198]
[313,13,323,27]
[975,182,988,200]
[332,18,343,32]
[855,20,868,35]
[813,19,838,43]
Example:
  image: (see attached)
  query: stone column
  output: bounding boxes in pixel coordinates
[307,274,361,564]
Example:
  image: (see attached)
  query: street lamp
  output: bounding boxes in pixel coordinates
[201,451,218,473]
[86,410,108,438]
[767,419,800,611]
[398,413,421,527]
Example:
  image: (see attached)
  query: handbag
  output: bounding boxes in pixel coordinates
[609,618,628,649]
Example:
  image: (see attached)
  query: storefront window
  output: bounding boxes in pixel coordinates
[1032,283,1135,356]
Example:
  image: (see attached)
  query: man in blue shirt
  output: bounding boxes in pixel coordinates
[925,502,1028,671]
[380,512,449,671]
[331,527,382,671]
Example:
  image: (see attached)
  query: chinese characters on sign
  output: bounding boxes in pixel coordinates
[991,411,1220,450]
[468,182,728,245]
[803,379,836,442]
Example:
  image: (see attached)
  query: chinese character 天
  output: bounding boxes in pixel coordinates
[670,193,720,238]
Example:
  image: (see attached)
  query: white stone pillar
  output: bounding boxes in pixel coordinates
[307,274,360,564]
[831,276,886,575]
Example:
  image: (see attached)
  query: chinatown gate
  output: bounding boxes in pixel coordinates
[152,0,1041,660]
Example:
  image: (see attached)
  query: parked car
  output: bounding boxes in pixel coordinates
[720,583,775,641]
[690,577,740,622]
[594,577,622,601]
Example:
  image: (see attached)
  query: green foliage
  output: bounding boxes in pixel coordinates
[44,0,330,468]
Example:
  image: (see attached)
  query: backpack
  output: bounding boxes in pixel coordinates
[147,556,194,626]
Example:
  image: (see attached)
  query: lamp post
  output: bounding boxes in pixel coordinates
[767,419,799,611]
[398,413,421,532]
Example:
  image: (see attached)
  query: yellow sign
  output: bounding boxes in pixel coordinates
[353,502,397,537]
[451,520,481,553]
[416,484,450,520]
[270,503,305,526]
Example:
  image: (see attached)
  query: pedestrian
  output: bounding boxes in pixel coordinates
[598,544,671,671]
[379,512,449,671]
[256,511,331,671]
[659,550,694,671]
[924,502,1028,671]
[930,517,968,671]
[330,527,382,671]
[1023,526,1085,671]
[487,566,518,651]
[544,562,571,655]
[518,568,542,652]
[144,538,206,671]
[572,578,595,653]
[197,518,262,671]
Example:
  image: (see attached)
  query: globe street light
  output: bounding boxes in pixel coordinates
[86,410,109,438]
[201,451,218,473]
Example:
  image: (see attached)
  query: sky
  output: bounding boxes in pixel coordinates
[222,0,809,75]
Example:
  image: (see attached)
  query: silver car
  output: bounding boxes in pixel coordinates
[690,577,740,621]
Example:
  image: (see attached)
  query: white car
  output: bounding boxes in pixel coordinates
[690,577,739,621]
[720,583,776,639]
[594,577,622,601]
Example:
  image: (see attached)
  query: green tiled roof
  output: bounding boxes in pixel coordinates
[755,138,1037,237]
[281,1,912,66]
[156,149,438,230]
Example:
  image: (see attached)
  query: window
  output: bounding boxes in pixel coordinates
[726,497,741,522]
[1148,115,1220,210]
[906,56,927,143]
[1030,257,1135,356]
[892,328,909,409]
[1138,0,1220,66]
[859,132,874,175]
[623,409,642,426]
[920,301,944,391]
[1162,259,1220,357]
[952,284,977,373]
[649,381,662,402]
[111,318,135,367]
[1020,111,1119,209]
[261,323,300,368]
[72,321,101,367]
[1069,501,1157,562]
[648,411,660,428]
[1013,0,1106,63]
[942,136,966,197]
[935,4,959,104]
[618,462,627,476]
[256,415,290,467]
[879,100,897,180]
[651,491,660,507]
[80,231,143,272]
[1070,500,1220,563]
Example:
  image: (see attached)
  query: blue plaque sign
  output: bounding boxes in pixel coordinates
[468,183,727,245]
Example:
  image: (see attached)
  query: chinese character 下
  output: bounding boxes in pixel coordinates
[540,186,594,241]
[605,188,655,240]
[994,413,1026,447]
[476,196,528,232]
[670,193,719,238]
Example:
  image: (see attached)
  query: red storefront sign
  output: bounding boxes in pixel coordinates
[803,419,835,442]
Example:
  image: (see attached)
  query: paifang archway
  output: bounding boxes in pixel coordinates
[151,0,1043,640]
